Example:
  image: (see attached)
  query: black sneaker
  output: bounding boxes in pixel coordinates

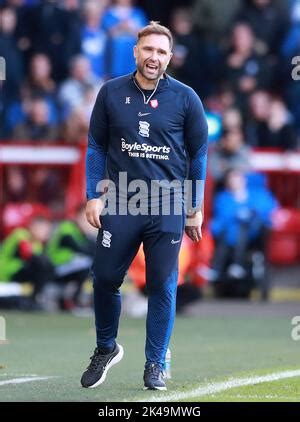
[143,363,167,390]
[81,343,124,388]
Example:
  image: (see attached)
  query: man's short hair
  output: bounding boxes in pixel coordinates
[137,21,173,50]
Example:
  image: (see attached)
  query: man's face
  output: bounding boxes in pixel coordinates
[134,34,173,81]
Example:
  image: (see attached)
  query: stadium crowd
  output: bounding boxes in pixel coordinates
[0,0,299,310]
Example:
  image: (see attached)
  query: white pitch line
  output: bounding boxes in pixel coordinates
[0,376,51,386]
[143,369,300,402]
[0,374,39,377]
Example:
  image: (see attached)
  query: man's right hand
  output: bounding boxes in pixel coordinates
[86,198,105,229]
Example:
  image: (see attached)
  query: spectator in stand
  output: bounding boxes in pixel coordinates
[5,53,58,136]
[0,6,23,131]
[21,53,56,101]
[170,7,220,98]
[11,97,58,141]
[61,84,98,144]
[208,168,278,283]
[234,0,289,55]
[192,0,240,39]
[209,128,251,189]
[3,0,36,68]
[58,54,100,119]
[46,205,97,309]
[0,215,55,310]
[246,89,271,147]
[266,98,298,149]
[28,0,81,81]
[280,0,300,135]
[61,107,89,144]
[246,91,297,149]
[31,167,63,207]
[137,0,194,27]
[5,167,27,202]
[281,0,300,59]
[205,86,237,116]
[81,0,109,80]
[102,0,147,78]
[222,107,244,132]
[223,22,272,111]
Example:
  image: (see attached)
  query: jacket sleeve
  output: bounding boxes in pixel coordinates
[86,84,109,200]
[184,89,209,212]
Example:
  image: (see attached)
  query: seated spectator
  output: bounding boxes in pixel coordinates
[170,7,220,98]
[21,53,56,101]
[280,0,300,135]
[11,97,59,142]
[0,215,54,309]
[4,53,59,136]
[234,0,288,55]
[246,91,297,149]
[5,167,27,202]
[209,128,251,189]
[58,54,99,118]
[208,169,278,285]
[223,22,272,111]
[30,167,63,207]
[28,0,81,81]
[205,86,237,116]
[0,5,23,134]
[46,205,97,309]
[281,0,300,59]
[61,83,97,143]
[193,0,241,39]
[102,0,147,78]
[266,98,298,149]
[246,89,271,146]
[81,0,108,80]
[222,107,244,132]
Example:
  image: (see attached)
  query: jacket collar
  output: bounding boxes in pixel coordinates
[131,71,169,91]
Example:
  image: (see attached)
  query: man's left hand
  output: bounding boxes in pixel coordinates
[185,210,203,242]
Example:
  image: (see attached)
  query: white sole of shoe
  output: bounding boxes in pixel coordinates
[143,385,167,391]
[87,344,124,388]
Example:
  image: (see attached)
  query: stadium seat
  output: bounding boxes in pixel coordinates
[2,202,51,236]
[268,208,300,264]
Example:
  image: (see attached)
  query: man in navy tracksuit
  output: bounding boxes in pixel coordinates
[81,21,208,391]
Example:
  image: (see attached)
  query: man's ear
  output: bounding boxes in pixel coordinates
[167,51,173,65]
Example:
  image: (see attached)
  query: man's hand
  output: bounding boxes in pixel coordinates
[86,198,105,229]
[185,210,203,242]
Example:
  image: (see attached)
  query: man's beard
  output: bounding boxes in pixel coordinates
[138,61,164,81]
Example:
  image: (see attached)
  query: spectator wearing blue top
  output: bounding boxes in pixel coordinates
[81,1,108,80]
[102,0,147,78]
[209,169,278,281]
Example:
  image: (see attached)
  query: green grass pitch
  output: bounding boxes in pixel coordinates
[0,310,300,402]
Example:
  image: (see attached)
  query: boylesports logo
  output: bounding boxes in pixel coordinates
[121,138,170,161]
[121,138,170,154]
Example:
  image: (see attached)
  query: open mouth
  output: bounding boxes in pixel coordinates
[146,63,158,72]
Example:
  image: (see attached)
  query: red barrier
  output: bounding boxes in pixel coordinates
[0,142,86,236]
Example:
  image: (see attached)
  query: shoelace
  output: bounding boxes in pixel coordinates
[147,363,162,379]
[89,348,108,370]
